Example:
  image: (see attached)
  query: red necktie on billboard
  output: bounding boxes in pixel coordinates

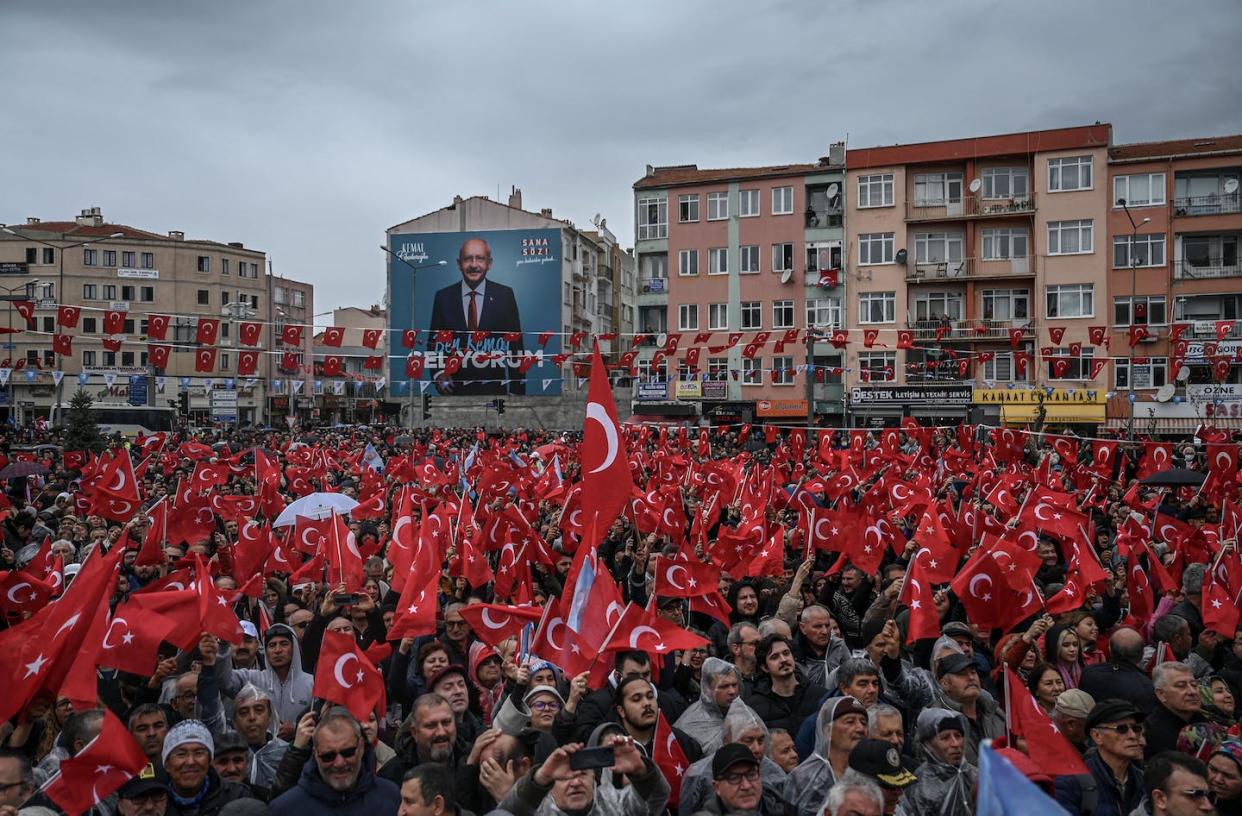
[468,291,479,332]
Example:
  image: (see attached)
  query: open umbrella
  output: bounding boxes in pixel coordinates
[273,492,360,527]
[0,461,49,479]
[1140,467,1205,487]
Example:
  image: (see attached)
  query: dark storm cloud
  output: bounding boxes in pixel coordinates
[1,0,1239,312]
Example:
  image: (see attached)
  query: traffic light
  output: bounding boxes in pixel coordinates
[179,390,189,414]
[496,399,505,415]
[421,394,431,421]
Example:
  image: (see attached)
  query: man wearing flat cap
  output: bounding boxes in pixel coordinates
[1054,699,1146,816]
[1053,689,1095,756]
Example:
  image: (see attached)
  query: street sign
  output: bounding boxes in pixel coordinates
[210,388,238,422]
[128,376,148,406]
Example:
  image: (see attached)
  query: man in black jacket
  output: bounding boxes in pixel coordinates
[571,651,686,743]
[160,720,256,816]
[1079,627,1157,715]
[1145,661,1206,758]
[745,634,827,734]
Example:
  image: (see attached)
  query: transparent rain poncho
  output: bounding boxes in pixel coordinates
[673,657,741,754]
[899,707,977,816]
[679,698,789,816]
[783,696,859,816]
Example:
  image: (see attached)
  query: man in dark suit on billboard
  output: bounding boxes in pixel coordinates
[428,237,526,395]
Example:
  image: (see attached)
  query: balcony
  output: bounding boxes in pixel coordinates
[906,193,1037,223]
[906,259,969,283]
[804,209,844,229]
[1174,260,1241,280]
[906,318,1036,343]
[1183,320,1242,341]
[1174,193,1241,217]
[972,254,1036,279]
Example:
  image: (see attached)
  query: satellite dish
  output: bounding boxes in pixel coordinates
[780,269,793,284]
[826,183,840,197]
[895,249,908,266]
[1177,365,1191,382]
[1155,383,1175,403]
[969,178,982,193]
[1226,178,1240,194]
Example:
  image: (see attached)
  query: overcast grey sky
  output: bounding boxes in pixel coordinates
[2,0,1240,313]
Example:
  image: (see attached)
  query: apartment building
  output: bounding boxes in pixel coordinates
[0,207,313,425]
[1107,135,1242,433]
[844,125,1113,428]
[311,306,388,425]
[271,274,316,425]
[632,147,846,425]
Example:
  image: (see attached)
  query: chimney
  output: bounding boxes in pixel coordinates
[540,208,553,218]
[76,207,104,227]
[26,217,40,225]
[829,142,846,167]
[227,242,244,248]
[508,186,523,210]
[452,195,464,208]
[168,230,184,241]
[645,164,655,177]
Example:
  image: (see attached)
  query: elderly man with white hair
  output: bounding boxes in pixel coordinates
[675,658,744,754]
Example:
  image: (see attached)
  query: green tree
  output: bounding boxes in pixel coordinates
[64,389,105,453]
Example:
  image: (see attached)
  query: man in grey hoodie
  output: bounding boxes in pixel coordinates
[217,624,314,740]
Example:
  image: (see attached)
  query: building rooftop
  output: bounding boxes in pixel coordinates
[1110,134,1242,161]
[847,123,1113,169]
[1,219,264,253]
[634,162,831,190]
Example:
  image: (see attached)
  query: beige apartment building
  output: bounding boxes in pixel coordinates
[0,207,313,425]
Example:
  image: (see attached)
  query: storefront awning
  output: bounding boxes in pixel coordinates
[1001,404,1106,424]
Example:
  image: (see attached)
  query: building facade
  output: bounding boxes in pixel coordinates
[312,305,389,425]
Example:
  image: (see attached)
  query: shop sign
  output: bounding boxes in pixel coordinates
[1187,383,1242,404]
[850,385,972,405]
[674,380,702,399]
[702,380,727,401]
[636,381,669,402]
[756,399,808,418]
[974,387,1105,405]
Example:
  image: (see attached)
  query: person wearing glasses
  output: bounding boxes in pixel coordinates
[695,743,766,816]
[1143,751,1216,816]
[0,750,35,814]
[269,707,399,816]
[1055,699,1147,816]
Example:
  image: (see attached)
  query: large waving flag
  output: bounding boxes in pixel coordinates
[578,341,633,550]
[977,741,1071,816]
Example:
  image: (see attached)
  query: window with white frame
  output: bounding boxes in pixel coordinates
[1116,357,1168,389]
[740,301,762,329]
[914,232,964,263]
[913,292,963,322]
[678,249,699,276]
[1046,347,1095,380]
[983,352,1028,383]
[677,361,696,381]
[82,284,97,300]
[981,289,1030,321]
[1047,220,1094,255]
[982,228,1029,260]
[1048,156,1094,192]
[1113,173,1165,208]
[1046,284,1094,318]
[772,186,794,215]
[707,357,729,381]
[740,245,760,274]
[742,357,763,385]
[637,196,667,240]
[914,172,963,206]
[982,167,1030,200]
[708,302,729,330]
[772,300,795,329]
[678,303,699,331]
[858,352,896,381]
[772,356,795,385]
[708,247,728,275]
[772,243,794,273]
[1112,234,1166,268]
[739,189,760,217]
[858,233,894,265]
[1114,295,1167,326]
[805,297,842,329]
[637,358,667,381]
[82,350,96,367]
[707,192,729,221]
[859,291,896,324]
[857,174,894,208]
[678,194,700,223]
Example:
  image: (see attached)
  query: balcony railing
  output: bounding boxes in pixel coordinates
[906,259,969,282]
[906,318,1036,342]
[1184,320,1242,340]
[804,209,844,229]
[1174,260,1242,280]
[906,193,1037,222]
[638,276,668,295]
[1173,193,1241,217]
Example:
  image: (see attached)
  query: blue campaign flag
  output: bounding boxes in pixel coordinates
[977,741,1071,816]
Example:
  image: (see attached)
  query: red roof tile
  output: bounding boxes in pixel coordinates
[1110,134,1242,161]
[634,162,830,190]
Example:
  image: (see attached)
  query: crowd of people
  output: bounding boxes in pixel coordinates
[0,416,1240,816]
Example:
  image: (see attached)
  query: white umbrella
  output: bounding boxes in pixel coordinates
[273,492,360,527]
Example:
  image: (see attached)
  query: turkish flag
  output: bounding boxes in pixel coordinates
[897,330,914,349]
[281,324,303,346]
[239,322,262,346]
[0,569,57,615]
[364,355,383,371]
[1202,577,1240,637]
[323,356,343,376]
[688,591,732,626]
[579,342,632,550]
[388,569,439,640]
[653,555,719,598]
[361,328,382,349]
[193,555,245,644]
[1208,444,1238,478]
[1048,326,1065,345]
[57,305,81,329]
[104,310,126,335]
[319,326,345,347]
[195,347,216,372]
[1215,358,1233,382]
[949,543,1015,630]
[602,603,709,655]
[1004,667,1089,775]
[98,601,174,675]
[313,630,386,722]
[196,317,220,345]
[458,603,544,651]
[1045,574,1086,615]
[654,711,689,807]
[401,329,419,349]
[1217,321,1236,341]
[52,334,72,356]
[1128,325,1149,347]
[1127,552,1155,622]
[863,329,879,347]
[281,352,299,372]
[146,313,170,340]
[148,344,170,368]
[40,709,147,816]
[1089,358,1108,379]
[102,336,123,353]
[898,556,940,644]
[406,354,425,379]
[237,350,258,376]
[1087,326,1106,345]
[13,300,35,322]
[910,508,959,583]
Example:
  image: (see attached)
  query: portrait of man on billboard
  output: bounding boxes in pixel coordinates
[428,236,525,395]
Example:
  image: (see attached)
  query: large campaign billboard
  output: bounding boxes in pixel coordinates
[388,228,562,396]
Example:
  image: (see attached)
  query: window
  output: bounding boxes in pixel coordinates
[707,357,729,381]
[121,351,134,367]
[708,303,729,330]
[982,228,1029,260]
[708,247,728,275]
[197,289,210,305]
[914,172,963,206]
[742,357,763,385]
[1182,235,1239,272]
[678,304,699,331]
[1046,347,1095,380]
[858,352,896,381]
[123,319,135,334]
[1116,358,1168,389]
[1046,284,1094,318]
[772,186,794,215]
[1048,156,1093,192]
[806,243,843,273]
[806,297,842,328]
[915,232,964,263]
[221,291,231,306]
[220,322,230,341]
[102,351,116,367]
[103,250,117,267]
[221,259,230,276]
[103,285,117,300]
[197,256,211,272]
[1113,234,1166,268]
[772,356,795,385]
[83,249,97,266]
[859,292,896,324]
[982,167,1030,200]
[82,317,97,334]
[772,243,794,273]
[739,189,760,217]
[82,284,97,300]
[741,301,762,330]
[677,249,699,276]
[41,247,53,264]
[293,291,304,308]
[24,247,35,264]
[858,233,894,265]
[707,192,729,221]
[1114,173,1165,208]
[983,352,1028,383]
[772,300,795,329]
[120,285,135,301]
[913,292,963,322]
[1114,296,1167,326]
[740,245,760,274]
[41,317,53,333]
[981,289,1030,321]
[141,252,154,269]
[1047,220,1094,255]
[678,194,700,223]
[637,196,667,240]
[857,174,894,208]
[140,286,155,302]
[677,361,696,382]
[82,350,96,367]
[219,353,230,371]
[563,283,571,304]
[122,251,135,267]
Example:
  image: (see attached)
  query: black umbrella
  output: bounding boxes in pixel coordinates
[0,461,49,479]
[1140,467,1205,487]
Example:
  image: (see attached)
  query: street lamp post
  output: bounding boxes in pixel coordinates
[1117,199,1152,441]
[379,245,446,428]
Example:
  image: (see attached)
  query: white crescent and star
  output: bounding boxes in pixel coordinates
[585,403,619,475]
[333,653,359,689]
[666,565,688,590]
[969,574,993,600]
